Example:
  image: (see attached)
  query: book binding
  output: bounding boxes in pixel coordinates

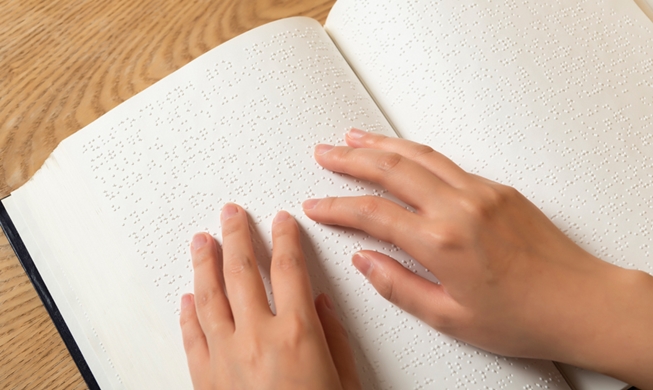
[0,197,100,390]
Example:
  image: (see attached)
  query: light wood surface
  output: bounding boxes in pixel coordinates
[0,0,335,388]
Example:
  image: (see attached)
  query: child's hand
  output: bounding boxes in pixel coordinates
[180,204,361,390]
[303,129,653,388]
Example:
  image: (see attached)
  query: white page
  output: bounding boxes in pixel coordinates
[326,0,652,388]
[4,13,570,389]
[6,17,395,389]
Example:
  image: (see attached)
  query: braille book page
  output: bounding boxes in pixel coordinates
[5,17,395,389]
[2,12,563,388]
[4,11,570,390]
[326,0,652,388]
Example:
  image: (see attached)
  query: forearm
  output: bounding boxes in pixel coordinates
[553,263,653,389]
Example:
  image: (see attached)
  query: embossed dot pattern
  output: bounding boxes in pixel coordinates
[66,13,570,387]
[9,1,650,385]
[327,0,653,274]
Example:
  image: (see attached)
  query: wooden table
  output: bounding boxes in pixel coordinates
[4,1,653,389]
[0,0,335,388]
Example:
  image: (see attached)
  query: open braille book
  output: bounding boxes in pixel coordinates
[1,0,651,388]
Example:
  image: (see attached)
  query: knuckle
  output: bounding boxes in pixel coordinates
[409,144,435,159]
[376,152,403,173]
[195,285,223,308]
[320,196,333,209]
[282,314,311,348]
[458,195,488,218]
[238,338,265,367]
[192,249,213,266]
[321,196,338,214]
[273,253,301,271]
[220,221,241,237]
[422,224,467,251]
[496,184,520,201]
[332,146,354,164]
[459,185,516,221]
[356,197,381,221]
[203,319,227,339]
[375,134,394,148]
[182,330,203,351]
[179,312,193,328]
[426,309,458,332]
[224,254,254,275]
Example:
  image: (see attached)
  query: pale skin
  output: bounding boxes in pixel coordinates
[179,204,362,390]
[181,128,653,389]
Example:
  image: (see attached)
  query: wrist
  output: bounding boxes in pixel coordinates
[555,263,653,387]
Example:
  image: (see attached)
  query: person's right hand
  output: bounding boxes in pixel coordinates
[303,128,653,389]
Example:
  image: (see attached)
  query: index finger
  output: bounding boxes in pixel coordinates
[314,144,455,212]
[345,129,470,188]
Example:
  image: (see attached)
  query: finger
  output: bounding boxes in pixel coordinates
[302,196,428,259]
[351,251,457,329]
[191,232,234,339]
[315,294,362,390]
[345,128,470,188]
[269,211,315,316]
[314,144,455,211]
[220,203,272,325]
[179,294,211,390]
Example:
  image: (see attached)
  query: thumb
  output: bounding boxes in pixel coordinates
[352,251,455,328]
[315,294,362,390]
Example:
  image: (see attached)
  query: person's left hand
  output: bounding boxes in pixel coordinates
[180,203,361,390]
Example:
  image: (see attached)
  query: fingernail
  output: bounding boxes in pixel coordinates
[315,144,334,155]
[323,294,334,310]
[273,210,291,225]
[347,128,367,139]
[302,199,320,210]
[181,293,193,309]
[192,233,207,250]
[221,203,238,220]
[352,252,373,277]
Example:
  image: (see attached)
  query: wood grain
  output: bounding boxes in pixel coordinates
[0,232,86,389]
[0,0,335,387]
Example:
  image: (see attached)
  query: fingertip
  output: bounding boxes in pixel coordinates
[191,233,209,251]
[347,128,367,139]
[315,144,335,156]
[345,128,369,147]
[181,293,194,310]
[190,233,218,269]
[302,198,321,211]
[346,127,384,147]
[221,202,239,221]
[352,252,373,278]
[273,210,293,226]
[271,209,300,243]
[179,294,199,330]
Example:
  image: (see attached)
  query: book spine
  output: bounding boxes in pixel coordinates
[0,198,101,390]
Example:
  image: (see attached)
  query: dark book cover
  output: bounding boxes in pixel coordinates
[0,198,100,390]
